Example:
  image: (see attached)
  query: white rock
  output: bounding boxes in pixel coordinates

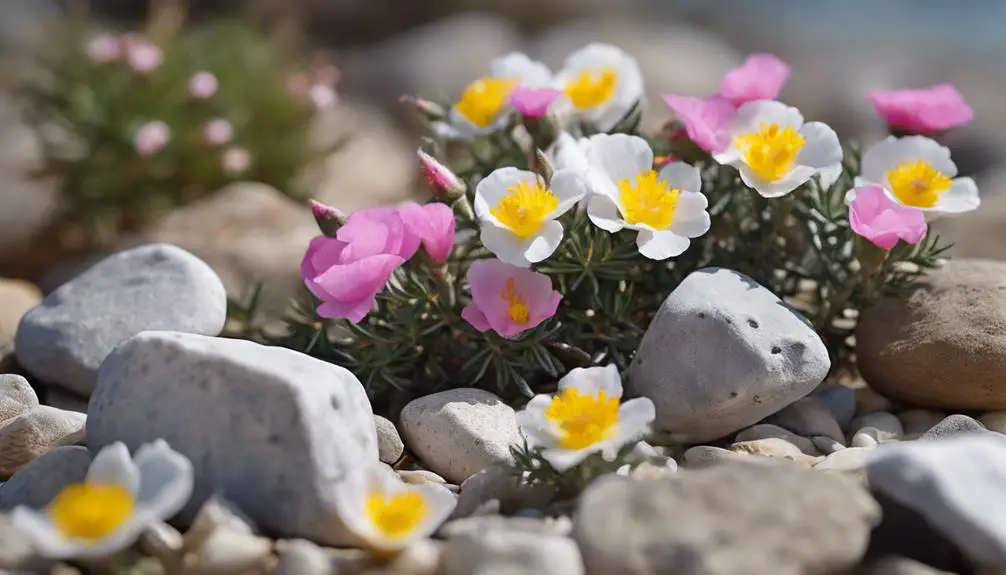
[374,414,404,465]
[444,529,584,575]
[867,435,1006,568]
[851,430,880,447]
[87,331,378,546]
[276,539,332,575]
[850,412,903,443]
[0,405,86,478]
[400,388,520,483]
[814,446,873,484]
[627,268,830,442]
[682,446,781,469]
[735,424,819,456]
[771,397,845,443]
[442,515,573,539]
[192,529,273,575]
[0,374,37,423]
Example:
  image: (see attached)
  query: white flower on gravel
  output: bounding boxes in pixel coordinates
[714,100,843,198]
[437,52,552,140]
[516,364,656,472]
[334,463,456,552]
[552,43,645,132]
[583,133,710,260]
[852,135,979,216]
[474,167,586,267]
[12,440,194,559]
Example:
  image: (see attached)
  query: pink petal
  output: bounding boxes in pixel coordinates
[317,297,377,323]
[400,202,456,263]
[510,86,563,118]
[718,53,791,107]
[312,254,404,303]
[866,84,973,134]
[461,304,492,332]
[661,94,735,153]
[849,185,927,250]
[464,258,558,339]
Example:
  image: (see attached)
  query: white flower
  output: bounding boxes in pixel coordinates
[852,135,979,217]
[713,100,843,198]
[552,43,645,133]
[548,131,590,175]
[474,167,586,267]
[334,463,456,552]
[515,364,656,472]
[12,440,194,560]
[438,52,552,140]
[581,133,710,260]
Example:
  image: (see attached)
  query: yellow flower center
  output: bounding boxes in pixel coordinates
[455,76,518,128]
[618,170,681,229]
[49,483,135,541]
[564,68,618,110]
[544,388,620,450]
[886,159,952,208]
[365,491,428,540]
[489,180,559,238]
[500,278,529,323]
[736,122,806,182]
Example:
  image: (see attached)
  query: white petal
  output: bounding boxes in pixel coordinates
[658,162,702,193]
[516,405,561,449]
[413,483,457,535]
[540,446,595,472]
[586,194,625,233]
[729,100,804,137]
[636,229,690,260]
[547,169,588,218]
[818,163,843,190]
[738,164,815,198]
[480,224,532,267]
[71,516,152,559]
[550,132,590,174]
[10,508,82,559]
[366,462,405,496]
[797,122,843,169]
[558,364,623,397]
[860,136,955,183]
[431,122,464,140]
[474,168,538,222]
[447,108,511,139]
[490,52,553,88]
[618,397,657,430]
[670,211,711,238]
[332,467,376,543]
[87,442,140,495]
[584,133,653,184]
[676,190,709,215]
[934,177,980,214]
[132,440,194,521]
[585,168,621,202]
[523,221,563,264]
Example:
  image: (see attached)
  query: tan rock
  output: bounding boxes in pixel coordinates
[857,259,1006,410]
[729,438,821,467]
[0,405,86,478]
[0,374,38,425]
[0,278,41,358]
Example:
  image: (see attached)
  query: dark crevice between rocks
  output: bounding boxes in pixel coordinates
[865,491,973,574]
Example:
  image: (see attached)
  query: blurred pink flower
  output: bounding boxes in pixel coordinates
[308,84,338,110]
[221,147,251,175]
[417,149,465,197]
[315,64,341,87]
[189,71,219,99]
[849,184,927,250]
[202,119,233,146]
[338,207,420,261]
[125,39,163,74]
[866,84,973,135]
[510,86,563,118]
[399,202,456,263]
[86,35,121,63]
[301,236,405,323]
[135,121,170,157]
[461,259,561,339]
[718,53,791,107]
[661,94,735,153]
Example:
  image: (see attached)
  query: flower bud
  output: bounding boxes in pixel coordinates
[417,149,466,202]
[309,199,347,237]
[189,71,219,99]
[400,95,446,122]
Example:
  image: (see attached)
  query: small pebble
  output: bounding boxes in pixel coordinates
[771,397,845,443]
[729,438,820,466]
[374,414,404,465]
[812,435,846,454]
[812,385,857,431]
[850,412,903,443]
[735,423,819,455]
[683,445,785,469]
[276,539,332,575]
[851,429,880,447]
[0,374,38,424]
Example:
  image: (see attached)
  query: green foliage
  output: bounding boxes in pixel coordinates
[20,12,338,246]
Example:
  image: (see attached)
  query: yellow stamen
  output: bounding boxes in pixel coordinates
[564,68,618,109]
[365,491,428,540]
[886,159,952,208]
[736,122,806,182]
[618,170,681,229]
[49,483,135,541]
[500,278,529,323]
[455,77,518,128]
[545,387,619,450]
[489,180,559,238]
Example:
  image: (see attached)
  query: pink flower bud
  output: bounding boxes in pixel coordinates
[135,121,170,157]
[189,71,219,99]
[866,84,973,135]
[417,149,465,199]
[126,39,163,74]
[202,119,233,146]
[86,35,121,63]
[308,84,338,110]
[849,184,927,250]
[222,147,251,175]
[509,86,563,118]
[310,199,343,221]
[399,95,446,121]
[661,94,735,154]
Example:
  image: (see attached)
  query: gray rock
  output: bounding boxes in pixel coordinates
[0,405,86,478]
[855,386,894,417]
[0,374,37,423]
[0,445,90,510]
[400,388,520,484]
[276,539,333,575]
[812,385,857,431]
[850,412,903,443]
[444,529,584,575]
[771,396,845,443]
[921,414,993,440]
[573,463,880,575]
[452,464,553,519]
[899,409,947,436]
[867,434,1006,568]
[15,244,227,396]
[442,515,572,539]
[811,436,846,454]
[86,331,379,546]
[856,556,955,575]
[980,411,1006,434]
[627,268,830,442]
[734,424,819,456]
[374,414,404,465]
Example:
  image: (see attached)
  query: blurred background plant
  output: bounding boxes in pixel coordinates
[19,0,341,250]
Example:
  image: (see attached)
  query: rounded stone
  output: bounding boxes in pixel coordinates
[0,279,41,358]
[374,414,404,465]
[0,374,38,424]
[0,405,87,478]
[0,445,91,510]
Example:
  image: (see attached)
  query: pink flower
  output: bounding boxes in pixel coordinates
[125,39,163,74]
[849,184,927,250]
[301,236,405,323]
[189,71,219,99]
[399,202,456,263]
[308,84,338,110]
[510,86,563,118]
[202,119,233,145]
[417,149,465,197]
[718,53,790,107]
[661,94,736,153]
[221,147,251,175]
[135,121,170,157]
[86,35,121,63]
[337,207,420,261]
[866,84,973,135]
[461,259,561,339]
